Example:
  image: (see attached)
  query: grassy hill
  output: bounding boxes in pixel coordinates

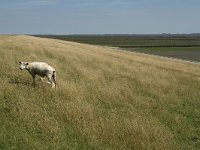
[0,35,200,149]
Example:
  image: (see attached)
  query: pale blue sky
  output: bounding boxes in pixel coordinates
[0,0,199,34]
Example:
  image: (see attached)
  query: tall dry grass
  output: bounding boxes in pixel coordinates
[0,35,200,149]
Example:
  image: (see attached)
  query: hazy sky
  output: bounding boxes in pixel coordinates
[0,0,200,34]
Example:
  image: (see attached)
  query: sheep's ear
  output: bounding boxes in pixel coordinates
[25,62,29,65]
[19,61,22,64]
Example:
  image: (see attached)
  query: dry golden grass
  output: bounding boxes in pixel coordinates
[0,35,200,149]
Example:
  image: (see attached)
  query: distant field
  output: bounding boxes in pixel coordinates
[35,35,200,62]
[1,36,200,149]
[34,34,200,47]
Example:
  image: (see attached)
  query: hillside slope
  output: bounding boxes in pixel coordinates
[0,35,200,149]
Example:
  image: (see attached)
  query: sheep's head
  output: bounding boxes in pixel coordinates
[19,62,29,70]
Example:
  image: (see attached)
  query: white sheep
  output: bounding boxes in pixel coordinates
[19,61,56,88]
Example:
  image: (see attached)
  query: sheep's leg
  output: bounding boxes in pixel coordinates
[32,74,36,86]
[47,75,55,88]
[40,77,44,82]
[52,71,56,88]
[40,77,51,84]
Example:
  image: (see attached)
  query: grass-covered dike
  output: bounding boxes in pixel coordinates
[0,35,200,149]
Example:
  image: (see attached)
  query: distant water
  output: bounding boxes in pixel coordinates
[123,49,200,62]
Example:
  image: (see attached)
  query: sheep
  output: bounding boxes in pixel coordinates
[19,61,56,88]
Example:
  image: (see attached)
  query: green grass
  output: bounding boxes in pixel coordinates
[0,35,200,149]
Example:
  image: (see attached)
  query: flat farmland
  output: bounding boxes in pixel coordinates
[35,34,200,62]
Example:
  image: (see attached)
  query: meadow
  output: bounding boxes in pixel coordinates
[0,35,200,149]
[36,34,200,62]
